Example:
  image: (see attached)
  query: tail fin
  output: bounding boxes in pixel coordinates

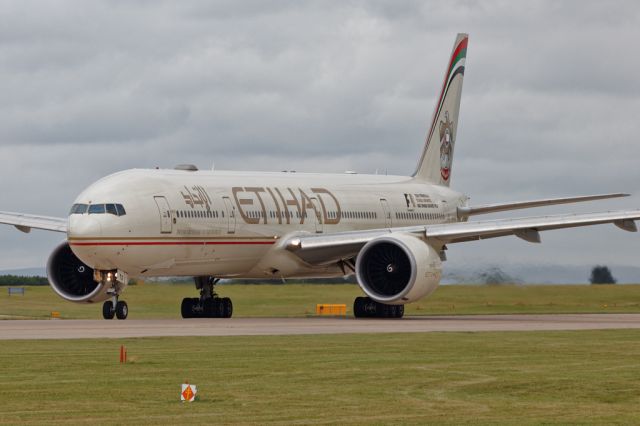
[413,33,468,186]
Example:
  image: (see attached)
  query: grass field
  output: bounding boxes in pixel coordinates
[1,330,640,424]
[2,283,640,319]
[3,284,640,424]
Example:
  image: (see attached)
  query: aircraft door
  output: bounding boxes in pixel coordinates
[222,196,236,234]
[380,199,392,228]
[310,197,323,233]
[154,196,173,234]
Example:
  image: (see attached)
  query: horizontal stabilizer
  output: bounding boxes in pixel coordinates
[457,193,629,218]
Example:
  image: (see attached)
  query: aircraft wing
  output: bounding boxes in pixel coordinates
[457,193,628,217]
[0,211,67,233]
[285,210,640,265]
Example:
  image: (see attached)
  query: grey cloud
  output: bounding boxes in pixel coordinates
[0,0,639,272]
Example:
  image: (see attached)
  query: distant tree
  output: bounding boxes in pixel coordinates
[589,266,617,284]
[0,275,48,286]
[476,267,520,285]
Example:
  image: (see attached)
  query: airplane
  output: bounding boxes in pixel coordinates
[1,33,638,320]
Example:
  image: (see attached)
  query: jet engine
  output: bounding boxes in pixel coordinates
[47,242,110,303]
[355,233,442,305]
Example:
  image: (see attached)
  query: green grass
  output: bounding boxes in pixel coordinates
[2,283,640,319]
[1,330,640,424]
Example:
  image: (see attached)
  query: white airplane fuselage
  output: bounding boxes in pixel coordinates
[68,168,465,279]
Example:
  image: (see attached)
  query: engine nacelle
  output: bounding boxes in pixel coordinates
[356,233,442,305]
[47,242,110,303]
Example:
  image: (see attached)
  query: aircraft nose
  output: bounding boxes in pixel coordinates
[68,215,102,238]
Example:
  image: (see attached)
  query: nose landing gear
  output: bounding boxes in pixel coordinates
[98,270,129,320]
[181,276,233,319]
[102,298,128,320]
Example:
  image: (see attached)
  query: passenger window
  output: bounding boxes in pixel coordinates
[106,204,118,216]
[89,204,106,214]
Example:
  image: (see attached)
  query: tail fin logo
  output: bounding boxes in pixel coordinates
[439,111,455,181]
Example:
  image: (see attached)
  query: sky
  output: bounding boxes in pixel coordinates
[1,0,639,279]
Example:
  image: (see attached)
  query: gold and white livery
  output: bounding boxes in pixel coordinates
[1,34,638,320]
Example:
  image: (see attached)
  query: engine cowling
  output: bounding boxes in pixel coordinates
[47,242,110,303]
[356,233,442,305]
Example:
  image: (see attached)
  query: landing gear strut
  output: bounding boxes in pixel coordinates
[181,276,233,319]
[353,297,404,319]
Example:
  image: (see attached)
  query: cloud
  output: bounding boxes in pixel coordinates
[0,0,639,273]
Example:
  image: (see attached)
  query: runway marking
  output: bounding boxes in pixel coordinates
[1,314,640,340]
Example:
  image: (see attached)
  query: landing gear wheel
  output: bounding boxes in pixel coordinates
[215,299,226,318]
[222,297,233,318]
[115,301,128,320]
[102,301,115,320]
[353,297,367,318]
[353,297,405,319]
[202,299,219,318]
[181,298,194,318]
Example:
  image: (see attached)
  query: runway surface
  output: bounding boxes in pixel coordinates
[1,314,640,339]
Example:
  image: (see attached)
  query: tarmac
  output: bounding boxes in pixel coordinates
[1,313,640,339]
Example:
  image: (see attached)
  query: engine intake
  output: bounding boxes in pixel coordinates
[356,233,442,304]
[47,242,110,303]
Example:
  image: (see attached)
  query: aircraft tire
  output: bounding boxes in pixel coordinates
[222,297,233,318]
[102,301,115,320]
[181,298,193,318]
[115,301,128,320]
[192,298,202,317]
[353,297,367,318]
[215,299,225,318]
[203,299,215,318]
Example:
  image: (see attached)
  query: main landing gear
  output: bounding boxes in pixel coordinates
[181,276,233,319]
[353,297,404,319]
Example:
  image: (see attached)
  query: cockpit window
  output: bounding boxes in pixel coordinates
[105,204,118,216]
[71,203,127,216]
[69,204,88,215]
[88,204,106,214]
